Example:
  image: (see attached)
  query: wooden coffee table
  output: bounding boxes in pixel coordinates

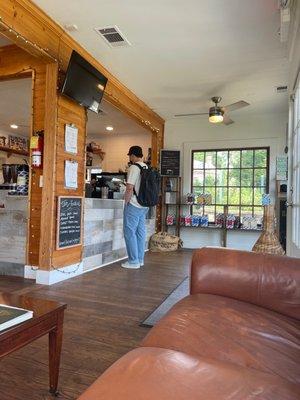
[0,292,67,395]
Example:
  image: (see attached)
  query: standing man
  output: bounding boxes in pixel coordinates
[122,146,149,269]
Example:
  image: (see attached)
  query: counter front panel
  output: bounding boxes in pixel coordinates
[83,199,155,271]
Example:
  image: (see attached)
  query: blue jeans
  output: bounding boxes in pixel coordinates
[123,203,149,264]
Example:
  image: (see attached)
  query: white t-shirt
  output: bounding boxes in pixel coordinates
[126,162,148,208]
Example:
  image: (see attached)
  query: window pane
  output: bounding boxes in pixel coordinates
[193,170,204,186]
[228,206,240,216]
[254,187,265,205]
[241,188,253,205]
[205,170,216,186]
[242,149,254,167]
[254,169,267,186]
[192,205,203,215]
[253,206,264,219]
[216,188,228,204]
[216,170,228,186]
[254,149,267,167]
[205,151,216,169]
[204,205,215,222]
[241,206,253,218]
[205,187,215,203]
[192,186,203,195]
[217,151,228,168]
[229,150,240,168]
[216,206,225,214]
[228,188,240,205]
[193,152,204,168]
[228,169,240,186]
[241,169,253,186]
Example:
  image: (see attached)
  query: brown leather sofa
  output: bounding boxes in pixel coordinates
[78,247,300,400]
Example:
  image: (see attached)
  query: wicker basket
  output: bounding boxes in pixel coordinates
[149,232,183,252]
[252,205,285,255]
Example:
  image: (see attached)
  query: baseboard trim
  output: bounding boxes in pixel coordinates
[36,262,84,285]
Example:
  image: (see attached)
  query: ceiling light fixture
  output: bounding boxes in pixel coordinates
[208,105,224,124]
[106,126,114,131]
[10,124,19,129]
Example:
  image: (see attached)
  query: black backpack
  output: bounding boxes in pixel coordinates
[133,163,161,207]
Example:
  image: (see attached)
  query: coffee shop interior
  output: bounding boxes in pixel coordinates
[0,41,154,277]
[0,1,299,400]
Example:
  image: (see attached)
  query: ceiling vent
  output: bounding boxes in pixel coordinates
[276,85,288,93]
[94,26,131,48]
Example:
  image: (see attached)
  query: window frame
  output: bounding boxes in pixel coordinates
[191,146,270,221]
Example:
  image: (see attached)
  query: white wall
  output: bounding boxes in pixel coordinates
[88,131,151,172]
[164,111,288,249]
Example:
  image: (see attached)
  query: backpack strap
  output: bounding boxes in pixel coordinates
[133,163,147,170]
[132,163,147,197]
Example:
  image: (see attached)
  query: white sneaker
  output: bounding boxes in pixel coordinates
[121,261,140,269]
[140,262,144,267]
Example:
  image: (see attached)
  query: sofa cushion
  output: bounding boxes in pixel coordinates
[77,347,300,400]
[141,294,300,384]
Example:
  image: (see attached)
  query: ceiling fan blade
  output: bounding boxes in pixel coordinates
[223,115,234,125]
[222,101,250,113]
[174,112,208,117]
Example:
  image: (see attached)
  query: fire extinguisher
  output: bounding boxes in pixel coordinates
[30,130,44,168]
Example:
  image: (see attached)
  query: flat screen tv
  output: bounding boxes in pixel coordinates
[61,51,108,113]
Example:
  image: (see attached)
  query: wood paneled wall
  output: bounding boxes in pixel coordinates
[51,96,86,268]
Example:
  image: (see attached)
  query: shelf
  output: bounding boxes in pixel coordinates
[0,145,29,157]
[165,224,262,232]
[6,195,28,198]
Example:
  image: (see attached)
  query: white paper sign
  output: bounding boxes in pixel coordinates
[276,155,288,180]
[65,124,78,154]
[65,160,78,189]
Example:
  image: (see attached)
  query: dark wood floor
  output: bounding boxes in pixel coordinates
[0,250,192,400]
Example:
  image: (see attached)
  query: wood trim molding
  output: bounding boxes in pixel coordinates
[39,62,58,269]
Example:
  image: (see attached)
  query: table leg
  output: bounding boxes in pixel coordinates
[49,310,64,395]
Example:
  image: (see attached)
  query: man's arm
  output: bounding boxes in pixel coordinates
[125,183,134,205]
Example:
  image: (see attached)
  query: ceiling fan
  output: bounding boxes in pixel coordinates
[174,96,250,125]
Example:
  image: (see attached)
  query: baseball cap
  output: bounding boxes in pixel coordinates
[127,146,143,157]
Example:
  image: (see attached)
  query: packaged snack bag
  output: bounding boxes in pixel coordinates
[192,215,200,227]
[215,213,225,227]
[180,215,186,226]
[166,214,175,226]
[185,215,192,226]
[200,214,209,227]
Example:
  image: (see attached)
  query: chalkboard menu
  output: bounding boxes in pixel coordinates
[56,196,82,249]
[160,150,180,176]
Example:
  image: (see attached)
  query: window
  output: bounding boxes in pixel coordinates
[192,147,270,222]
[292,80,300,247]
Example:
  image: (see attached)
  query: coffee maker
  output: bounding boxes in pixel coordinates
[1,163,29,195]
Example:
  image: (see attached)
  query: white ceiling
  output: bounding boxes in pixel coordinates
[0,78,32,137]
[87,102,150,138]
[0,72,149,138]
[32,0,289,119]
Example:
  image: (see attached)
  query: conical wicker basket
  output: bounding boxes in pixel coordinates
[252,205,285,256]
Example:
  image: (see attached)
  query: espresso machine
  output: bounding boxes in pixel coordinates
[1,162,29,195]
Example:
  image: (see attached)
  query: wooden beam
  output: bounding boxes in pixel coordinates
[39,62,58,270]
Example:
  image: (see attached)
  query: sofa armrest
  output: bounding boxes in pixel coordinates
[190,247,300,320]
